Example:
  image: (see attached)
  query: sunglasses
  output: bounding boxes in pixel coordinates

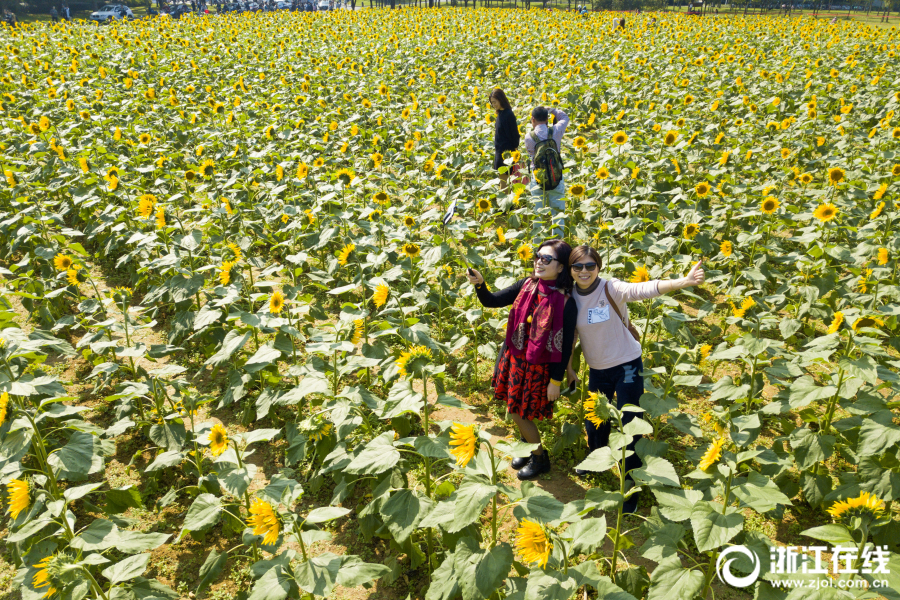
[571,262,598,272]
[533,253,558,265]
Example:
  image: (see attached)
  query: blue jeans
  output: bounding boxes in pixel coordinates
[586,356,644,478]
[529,178,566,240]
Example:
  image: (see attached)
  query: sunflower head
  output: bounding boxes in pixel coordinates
[630,265,650,283]
[374,191,389,204]
[761,196,780,214]
[403,215,416,228]
[694,182,711,198]
[247,498,281,546]
[7,478,29,520]
[611,131,628,145]
[852,316,884,332]
[720,241,733,257]
[208,423,228,457]
[572,136,587,149]
[337,243,355,266]
[200,159,215,178]
[698,437,727,471]
[892,164,900,177]
[396,345,432,379]
[583,392,607,428]
[828,166,845,185]
[373,283,390,308]
[799,172,813,185]
[826,491,886,523]
[813,202,839,222]
[449,423,477,468]
[53,254,73,271]
[683,223,700,240]
[595,166,610,180]
[138,133,151,145]
[476,198,491,213]
[269,290,285,314]
[570,184,586,197]
[516,243,532,262]
[663,131,678,146]
[336,168,355,185]
[515,520,552,569]
[401,242,421,259]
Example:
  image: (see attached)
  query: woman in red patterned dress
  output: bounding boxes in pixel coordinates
[465,239,577,480]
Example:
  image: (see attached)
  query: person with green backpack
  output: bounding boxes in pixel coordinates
[524,106,569,240]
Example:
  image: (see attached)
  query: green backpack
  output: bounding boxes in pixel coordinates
[530,125,564,191]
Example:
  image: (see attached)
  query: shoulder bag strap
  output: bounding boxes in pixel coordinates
[604,281,627,327]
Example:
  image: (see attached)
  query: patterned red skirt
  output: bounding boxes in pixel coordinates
[492,349,553,421]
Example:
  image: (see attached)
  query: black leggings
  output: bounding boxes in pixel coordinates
[586,356,644,479]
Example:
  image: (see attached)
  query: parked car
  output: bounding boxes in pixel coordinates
[276,0,291,8]
[166,4,195,18]
[89,4,134,22]
[316,0,329,9]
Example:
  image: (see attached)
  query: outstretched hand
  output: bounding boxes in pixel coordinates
[684,260,705,287]
[466,268,484,286]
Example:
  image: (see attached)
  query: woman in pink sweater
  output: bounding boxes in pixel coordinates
[568,245,704,513]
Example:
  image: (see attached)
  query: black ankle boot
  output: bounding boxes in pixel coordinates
[517,449,551,480]
[511,437,529,470]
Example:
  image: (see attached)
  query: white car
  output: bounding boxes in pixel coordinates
[89,4,134,21]
[316,0,330,9]
[276,0,291,7]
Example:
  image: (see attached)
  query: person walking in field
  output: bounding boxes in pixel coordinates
[489,88,520,191]
[525,106,568,240]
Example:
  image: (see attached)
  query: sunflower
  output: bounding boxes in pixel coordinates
[138,133,151,145]
[595,166,610,179]
[337,243,355,266]
[296,162,309,180]
[874,182,888,200]
[155,207,165,229]
[827,311,844,334]
[892,164,900,177]
[403,215,416,228]
[761,196,779,214]
[449,423,477,468]
[275,164,284,182]
[699,344,712,362]
[7,478,29,519]
[516,243,532,262]
[515,520,552,569]
[852,316,884,332]
[583,392,605,428]
[0,391,8,423]
[370,152,383,167]
[269,290,285,314]
[308,420,333,442]
[878,247,889,265]
[663,130,678,146]
[826,492,885,521]
[351,319,365,345]
[219,260,235,286]
[401,242,421,259]
[799,172,813,185]
[813,203,839,222]
[572,136,587,150]
[247,498,280,546]
[373,283,390,308]
[870,202,885,220]
[611,131,628,145]
[683,94,695,105]
[694,182,711,198]
[373,191,389,204]
[199,159,215,178]
[570,184,586,197]
[396,345,431,378]
[78,157,89,173]
[476,198,491,213]
[208,424,228,457]
[780,148,791,160]
[32,554,61,599]
[720,241,733,257]
[53,254,73,271]
[828,166,845,185]
[313,157,325,168]
[683,223,700,239]
[698,438,726,471]
[495,227,506,244]
[630,265,650,283]
[184,170,196,182]
[336,168,355,185]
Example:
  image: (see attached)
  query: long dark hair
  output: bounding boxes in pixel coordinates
[489,88,512,112]
[531,239,574,293]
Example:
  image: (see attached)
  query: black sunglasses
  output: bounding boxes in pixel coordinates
[571,262,598,272]
[533,253,558,265]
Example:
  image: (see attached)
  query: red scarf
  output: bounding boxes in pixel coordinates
[505,278,565,364]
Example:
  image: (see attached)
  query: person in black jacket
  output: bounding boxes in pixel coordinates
[466,239,577,480]
[490,88,520,190]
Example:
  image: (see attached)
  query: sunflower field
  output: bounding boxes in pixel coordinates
[1,6,900,600]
